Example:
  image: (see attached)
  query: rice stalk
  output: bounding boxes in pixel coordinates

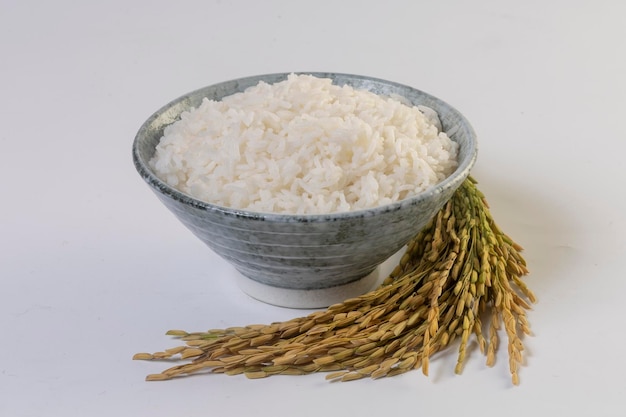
[134,177,535,385]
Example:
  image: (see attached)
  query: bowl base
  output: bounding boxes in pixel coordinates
[235,268,382,309]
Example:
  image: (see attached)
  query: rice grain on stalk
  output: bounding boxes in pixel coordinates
[134,177,535,385]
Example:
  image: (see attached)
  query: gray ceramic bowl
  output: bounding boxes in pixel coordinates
[132,73,477,308]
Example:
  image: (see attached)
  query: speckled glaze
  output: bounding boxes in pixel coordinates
[132,73,477,308]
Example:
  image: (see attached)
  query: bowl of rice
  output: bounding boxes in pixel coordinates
[132,73,477,308]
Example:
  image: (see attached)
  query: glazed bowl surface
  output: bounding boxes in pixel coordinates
[132,72,477,308]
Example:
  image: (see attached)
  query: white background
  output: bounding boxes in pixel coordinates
[2,0,625,416]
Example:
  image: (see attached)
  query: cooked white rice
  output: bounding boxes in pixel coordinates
[150,74,458,214]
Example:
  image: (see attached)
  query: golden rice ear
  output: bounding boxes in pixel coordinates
[135,178,534,386]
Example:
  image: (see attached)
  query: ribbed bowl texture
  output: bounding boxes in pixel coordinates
[132,72,477,306]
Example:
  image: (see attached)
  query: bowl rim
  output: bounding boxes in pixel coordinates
[132,72,478,222]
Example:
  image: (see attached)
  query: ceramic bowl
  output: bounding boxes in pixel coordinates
[132,72,477,308]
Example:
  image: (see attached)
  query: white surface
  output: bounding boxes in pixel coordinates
[2,1,625,416]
